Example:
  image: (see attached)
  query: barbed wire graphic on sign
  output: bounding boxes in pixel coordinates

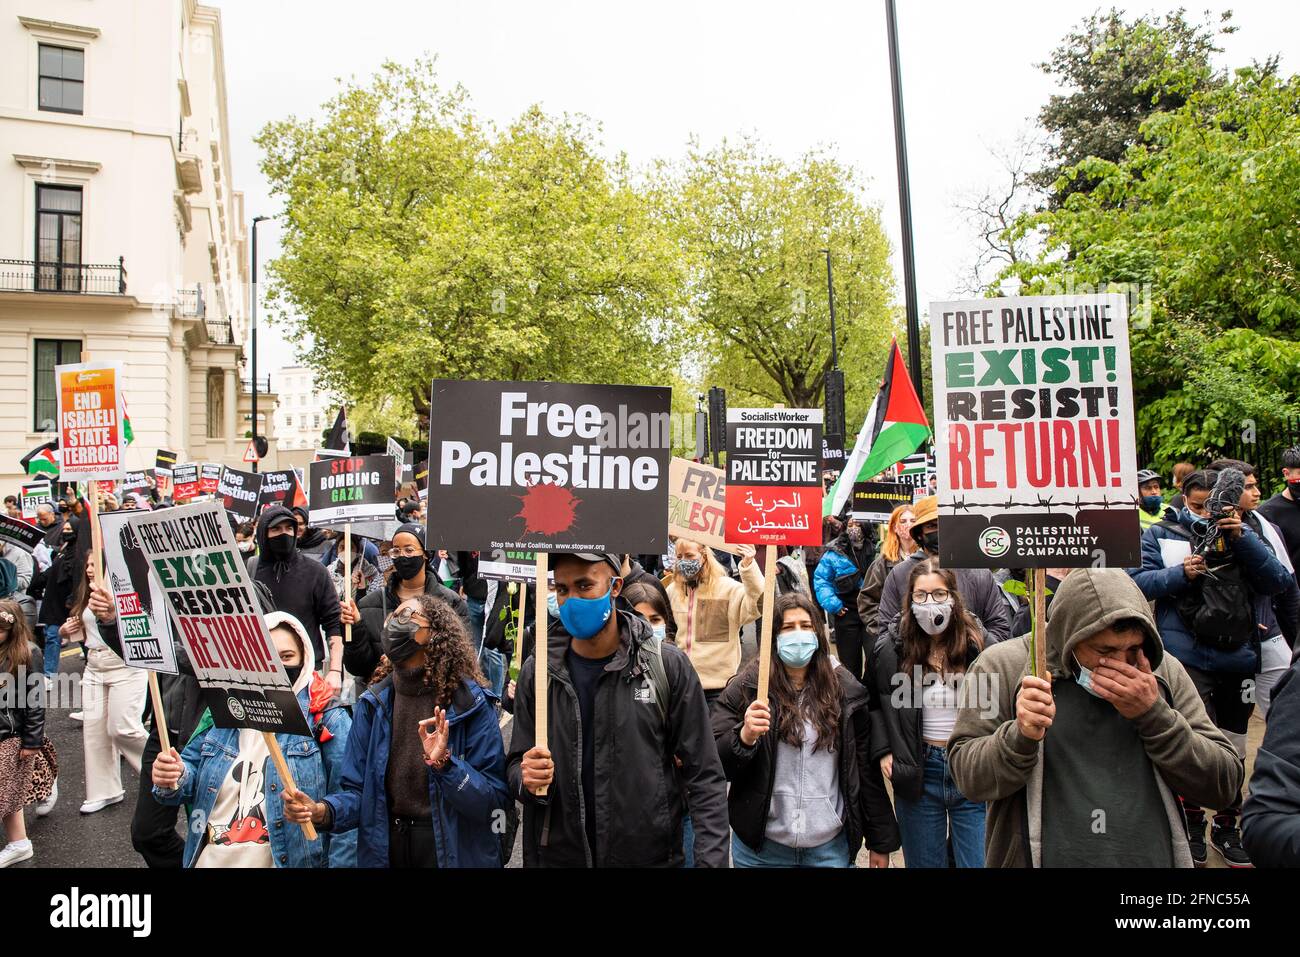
[941,493,1140,513]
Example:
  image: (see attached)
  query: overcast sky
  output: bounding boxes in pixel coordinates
[218,0,1300,379]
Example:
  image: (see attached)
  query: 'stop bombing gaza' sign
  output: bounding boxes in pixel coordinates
[427,380,672,554]
[929,293,1141,568]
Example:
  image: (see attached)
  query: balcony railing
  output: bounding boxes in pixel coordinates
[242,377,272,394]
[0,257,127,294]
[176,285,205,318]
[206,318,234,345]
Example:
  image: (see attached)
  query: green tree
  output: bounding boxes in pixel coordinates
[257,59,686,417]
[1005,68,1300,473]
[1032,7,1239,205]
[663,136,899,420]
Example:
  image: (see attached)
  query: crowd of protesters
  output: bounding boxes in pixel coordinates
[3,447,1300,869]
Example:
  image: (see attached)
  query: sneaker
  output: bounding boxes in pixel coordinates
[34,780,58,817]
[69,711,83,722]
[1186,819,1208,866]
[0,840,33,868]
[79,792,124,815]
[1211,824,1252,868]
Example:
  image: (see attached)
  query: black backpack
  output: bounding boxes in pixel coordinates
[1158,522,1255,650]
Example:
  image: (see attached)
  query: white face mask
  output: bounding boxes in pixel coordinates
[911,600,953,636]
[1073,653,1106,698]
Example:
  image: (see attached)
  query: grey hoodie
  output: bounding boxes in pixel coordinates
[947,568,1243,868]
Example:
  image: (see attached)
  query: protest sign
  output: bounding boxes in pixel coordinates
[155,450,177,498]
[121,470,152,494]
[258,468,303,512]
[0,514,43,553]
[217,467,264,522]
[200,462,222,496]
[55,362,125,481]
[929,293,1140,569]
[20,481,52,519]
[427,380,673,553]
[415,459,428,500]
[97,511,177,674]
[724,408,823,546]
[125,501,308,734]
[821,433,846,473]
[307,454,397,528]
[852,481,915,521]
[667,457,738,554]
[172,463,200,502]
[478,547,556,583]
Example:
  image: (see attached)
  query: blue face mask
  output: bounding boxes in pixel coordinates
[777,630,818,668]
[1140,494,1163,514]
[558,581,618,640]
[1073,653,1105,699]
[651,623,666,641]
[546,591,560,619]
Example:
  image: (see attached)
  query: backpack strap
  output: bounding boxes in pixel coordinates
[635,634,672,731]
[1157,520,1193,541]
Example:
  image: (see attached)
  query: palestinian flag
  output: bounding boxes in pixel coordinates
[121,396,135,445]
[317,407,351,459]
[21,441,59,478]
[825,338,931,517]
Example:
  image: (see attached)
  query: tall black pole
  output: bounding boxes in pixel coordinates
[823,248,838,369]
[251,215,268,472]
[886,0,924,404]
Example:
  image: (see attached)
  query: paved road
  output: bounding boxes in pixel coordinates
[13,644,144,868]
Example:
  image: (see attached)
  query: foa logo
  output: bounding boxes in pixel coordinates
[50,887,151,937]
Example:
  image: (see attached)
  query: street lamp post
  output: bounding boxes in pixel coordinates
[822,248,838,370]
[885,0,925,404]
[250,215,269,472]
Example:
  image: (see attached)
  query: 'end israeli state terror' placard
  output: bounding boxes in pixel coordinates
[930,293,1141,569]
[427,380,672,554]
[126,501,308,734]
[308,454,395,528]
[724,408,823,546]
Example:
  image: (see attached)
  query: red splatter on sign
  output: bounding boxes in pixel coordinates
[515,482,580,536]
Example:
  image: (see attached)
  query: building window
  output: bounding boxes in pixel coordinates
[33,338,81,431]
[38,44,84,114]
[313,414,321,429]
[35,185,82,291]
[286,414,293,428]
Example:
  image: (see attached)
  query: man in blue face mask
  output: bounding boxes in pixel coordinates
[1136,468,1166,531]
[507,551,729,868]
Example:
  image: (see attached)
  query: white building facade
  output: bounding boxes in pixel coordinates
[0,0,277,488]
[274,365,338,452]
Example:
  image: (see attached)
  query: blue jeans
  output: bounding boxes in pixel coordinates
[893,745,985,868]
[731,829,850,868]
[43,624,61,679]
[480,647,506,699]
[682,814,695,868]
[466,597,486,647]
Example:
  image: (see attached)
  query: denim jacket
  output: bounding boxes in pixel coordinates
[153,684,356,869]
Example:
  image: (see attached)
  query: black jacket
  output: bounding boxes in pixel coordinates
[868,615,983,801]
[712,663,899,860]
[0,662,44,749]
[506,608,729,867]
[1242,657,1300,866]
[253,505,343,663]
[624,559,676,641]
[342,567,471,682]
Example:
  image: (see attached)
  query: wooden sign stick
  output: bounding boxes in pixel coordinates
[343,524,352,643]
[511,580,528,673]
[755,543,778,705]
[263,732,317,840]
[147,671,171,754]
[1032,567,1048,679]
[85,479,104,587]
[534,551,550,797]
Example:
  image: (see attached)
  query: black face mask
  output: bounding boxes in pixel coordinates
[393,554,426,581]
[284,664,303,685]
[60,530,76,543]
[382,618,424,665]
[266,534,296,562]
[919,529,939,553]
[1287,481,1300,501]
